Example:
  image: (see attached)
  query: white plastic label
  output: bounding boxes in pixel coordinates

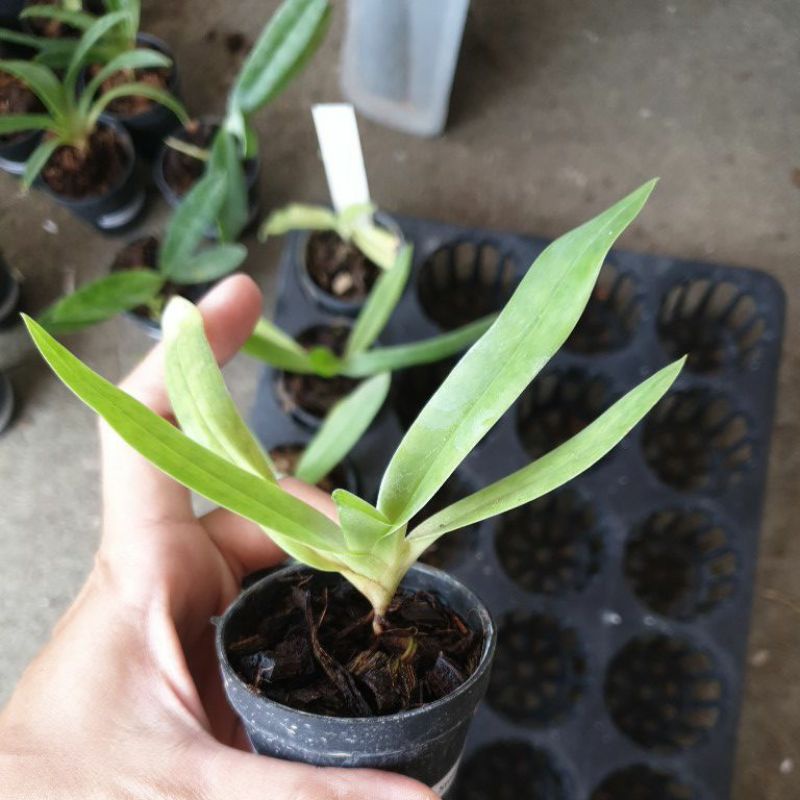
[312,103,371,213]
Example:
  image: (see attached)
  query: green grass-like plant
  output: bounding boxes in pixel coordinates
[24,181,684,626]
[0,11,187,188]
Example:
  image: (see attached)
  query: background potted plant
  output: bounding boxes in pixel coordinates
[38,163,246,336]
[243,243,495,427]
[23,180,684,794]
[155,0,331,241]
[0,13,186,229]
[261,201,405,315]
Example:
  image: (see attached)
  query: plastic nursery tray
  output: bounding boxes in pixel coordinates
[250,214,785,800]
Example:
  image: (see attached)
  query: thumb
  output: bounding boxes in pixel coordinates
[200,746,439,800]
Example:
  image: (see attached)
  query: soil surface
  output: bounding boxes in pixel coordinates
[163,119,216,196]
[90,58,173,118]
[0,73,43,143]
[42,126,127,199]
[306,230,380,302]
[230,570,484,717]
[24,0,85,37]
[279,325,360,419]
[269,443,352,494]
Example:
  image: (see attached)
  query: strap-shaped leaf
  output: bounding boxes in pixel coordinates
[243,318,315,373]
[377,180,658,525]
[38,270,164,335]
[163,297,276,482]
[229,0,331,115]
[345,245,412,359]
[20,5,96,30]
[258,203,336,241]
[341,315,495,378]
[22,137,61,189]
[23,314,345,555]
[65,10,128,94]
[87,80,188,129]
[209,129,248,242]
[0,114,52,135]
[168,244,248,285]
[160,170,226,278]
[407,357,685,558]
[332,490,393,553]
[0,61,66,119]
[350,223,402,271]
[295,372,390,485]
[81,49,173,115]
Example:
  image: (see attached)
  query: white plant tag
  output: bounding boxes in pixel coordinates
[312,103,371,213]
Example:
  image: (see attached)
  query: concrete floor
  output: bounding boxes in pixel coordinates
[1,0,798,797]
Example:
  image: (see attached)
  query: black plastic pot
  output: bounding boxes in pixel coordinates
[216,563,496,797]
[154,116,261,237]
[0,372,14,435]
[297,211,405,318]
[0,126,42,177]
[0,0,24,29]
[39,120,145,233]
[0,249,20,325]
[81,33,182,160]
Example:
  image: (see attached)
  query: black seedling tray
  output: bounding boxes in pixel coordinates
[251,214,785,800]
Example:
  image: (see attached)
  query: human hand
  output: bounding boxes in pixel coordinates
[0,275,435,800]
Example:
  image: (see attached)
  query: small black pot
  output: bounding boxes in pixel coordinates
[0,128,43,177]
[0,0,24,29]
[216,563,496,797]
[0,372,14,435]
[39,120,145,233]
[154,116,261,238]
[297,211,405,318]
[82,33,182,160]
[0,250,20,325]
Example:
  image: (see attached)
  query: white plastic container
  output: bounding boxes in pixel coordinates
[340,0,470,137]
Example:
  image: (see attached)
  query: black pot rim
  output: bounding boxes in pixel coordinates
[216,561,497,725]
[80,32,179,125]
[39,118,136,207]
[297,210,406,316]
[154,114,260,205]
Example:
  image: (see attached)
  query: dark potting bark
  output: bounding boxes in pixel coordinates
[268,443,354,495]
[229,569,484,718]
[0,72,43,142]
[42,126,127,198]
[278,325,359,419]
[306,229,380,303]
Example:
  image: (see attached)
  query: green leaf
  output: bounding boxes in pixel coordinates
[344,245,412,359]
[350,222,402,271]
[258,203,336,241]
[229,0,331,116]
[38,270,164,335]
[295,372,390,485]
[65,10,128,95]
[23,314,346,556]
[332,490,393,553]
[342,314,496,378]
[159,170,226,278]
[0,61,66,119]
[20,5,96,30]
[242,318,316,373]
[208,129,248,242]
[22,137,61,189]
[87,80,188,130]
[377,180,658,525]
[407,357,685,558]
[81,49,173,115]
[168,244,248,285]
[162,297,276,482]
[0,114,52,135]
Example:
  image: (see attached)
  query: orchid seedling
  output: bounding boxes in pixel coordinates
[24,181,684,627]
[0,12,187,188]
[261,202,402,271]
[163,0,332,242]
[37,168,246,334]
[242,243,496,381]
